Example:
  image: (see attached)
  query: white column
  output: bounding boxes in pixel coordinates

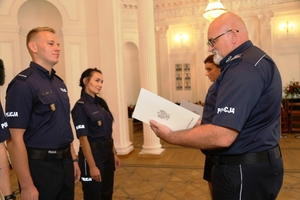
[60,27,89,154]
[155,26,170,100]
[192,21,207,102]
[0,25,21,104]
[137,0,165,156]
[97,0,133,155]
[258,12,274,56]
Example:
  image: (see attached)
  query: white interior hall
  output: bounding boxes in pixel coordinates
[0,0,299,156]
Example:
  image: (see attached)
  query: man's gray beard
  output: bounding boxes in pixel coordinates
[213,51,223,65]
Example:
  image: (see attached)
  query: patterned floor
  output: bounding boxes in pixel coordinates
[112,167,210,200]
[111,131,300,200]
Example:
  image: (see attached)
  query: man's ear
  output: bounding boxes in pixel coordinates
[231,31,238,44]
[28,41,37,53]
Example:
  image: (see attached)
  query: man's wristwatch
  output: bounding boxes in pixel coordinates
[73,158,79,162]
[4,193,16,200]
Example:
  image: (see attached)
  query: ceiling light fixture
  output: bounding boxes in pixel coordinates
[203,0,227,22]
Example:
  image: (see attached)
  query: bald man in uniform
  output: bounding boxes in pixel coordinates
[150,12,283,200]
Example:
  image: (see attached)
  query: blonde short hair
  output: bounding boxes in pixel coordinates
[26,27,55,46]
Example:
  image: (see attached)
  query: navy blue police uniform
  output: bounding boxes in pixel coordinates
[0,102,10,143]
[71,91,115,200]
[201,82,217,183]
[202,41,283,200]
[5,62,75,200]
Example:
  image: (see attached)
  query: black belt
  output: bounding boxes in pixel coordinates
[89,140,113,150]
[27,147,70,160]
[210,145,281,165]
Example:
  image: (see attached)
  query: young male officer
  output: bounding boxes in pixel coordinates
[5,27,80,200]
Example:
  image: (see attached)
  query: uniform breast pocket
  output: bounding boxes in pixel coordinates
[86,109,104,129]
[34,91,57,115]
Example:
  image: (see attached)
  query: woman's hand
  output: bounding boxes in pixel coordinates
[89,166,101,182]
[114,154,121,168]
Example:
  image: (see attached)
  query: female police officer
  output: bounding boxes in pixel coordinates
[202,54,221,199]
[71,68,120,200]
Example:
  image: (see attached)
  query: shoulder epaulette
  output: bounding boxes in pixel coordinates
[77,100,84,104]
[76,95,88,105]
[16,68,33,80]
[240,46,272,67]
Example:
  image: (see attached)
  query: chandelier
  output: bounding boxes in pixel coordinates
[203,0,227,22]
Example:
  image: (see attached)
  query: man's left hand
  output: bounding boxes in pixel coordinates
[149,120,173,143]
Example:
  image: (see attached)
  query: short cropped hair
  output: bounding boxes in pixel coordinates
[26,27,55,46]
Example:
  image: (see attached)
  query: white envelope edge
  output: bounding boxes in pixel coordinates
[180,100,204,120]
[132,88,200,131]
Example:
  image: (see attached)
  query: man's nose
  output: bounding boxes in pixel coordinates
[208,45,214,52]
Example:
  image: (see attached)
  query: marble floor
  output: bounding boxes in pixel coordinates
[7,130,300,200]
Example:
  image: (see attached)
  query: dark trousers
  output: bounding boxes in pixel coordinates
[28,156,75,200]
[211,156,283,200]
[79,146,115,200]
[203,156,214,182]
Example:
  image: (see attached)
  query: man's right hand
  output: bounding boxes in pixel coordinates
[21,185,39,200]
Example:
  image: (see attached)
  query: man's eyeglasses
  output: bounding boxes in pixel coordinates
[207,29,239,47]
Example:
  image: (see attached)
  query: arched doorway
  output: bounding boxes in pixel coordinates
[17,0,65,80]
[123,41,142,145]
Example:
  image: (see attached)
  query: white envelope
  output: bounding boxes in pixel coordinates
[132,88,200,131]
[180,100,203,120]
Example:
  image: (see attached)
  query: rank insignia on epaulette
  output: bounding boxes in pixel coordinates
[50,103,56,111]
[97,120,102,126]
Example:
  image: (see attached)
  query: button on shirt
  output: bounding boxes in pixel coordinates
[0,102,10,143]
[72,92,113,142]
[203,41,282,156]
[5,62,73,149]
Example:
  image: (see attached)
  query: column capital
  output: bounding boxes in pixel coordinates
[155,26,169,38]
[257,12,274,27]
[191,21,206,35]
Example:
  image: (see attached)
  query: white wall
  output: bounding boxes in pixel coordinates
[272,10,300,96]
[124,42,140,106]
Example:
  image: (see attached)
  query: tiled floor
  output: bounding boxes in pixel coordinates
[7,130,300,200]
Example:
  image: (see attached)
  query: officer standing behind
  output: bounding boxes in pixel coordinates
[5,27,80,200]
[71,68,120,200]
[202,54,220,199]
[150,12,283,200]
[0,102,15,200]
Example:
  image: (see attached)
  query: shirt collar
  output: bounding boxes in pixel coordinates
[82,91,98,104]
[219,40,253,70]
[29,61,56,79]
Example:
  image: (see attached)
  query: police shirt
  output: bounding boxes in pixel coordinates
[71,92,113,142]
[0,102,10,143]
[203,41,282,156]
[5,62,74,149]
[201,82,217,125]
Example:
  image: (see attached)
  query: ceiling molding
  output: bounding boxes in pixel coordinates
[121,0,300,26]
